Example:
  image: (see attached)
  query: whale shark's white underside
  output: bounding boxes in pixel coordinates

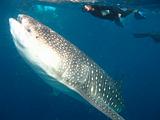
[9,14,125,120]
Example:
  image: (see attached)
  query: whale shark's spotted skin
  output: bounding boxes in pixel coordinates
[9,14,125,120]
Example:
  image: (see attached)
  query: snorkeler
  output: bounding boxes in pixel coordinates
[83,4,145,27]
[133,32,160,43]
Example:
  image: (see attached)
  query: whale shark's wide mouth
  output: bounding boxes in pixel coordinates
[9,14,33,33]
[9,14,34,49]
[9,14,28,32]
[9,14,24,26]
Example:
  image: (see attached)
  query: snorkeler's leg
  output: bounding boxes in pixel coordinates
[114,17,124,27]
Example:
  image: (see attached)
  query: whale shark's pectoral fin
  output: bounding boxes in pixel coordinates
[78,80,125,120]
[75,66,125,120]
[80,93,125,120]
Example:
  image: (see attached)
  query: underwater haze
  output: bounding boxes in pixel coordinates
[0,0,160,120]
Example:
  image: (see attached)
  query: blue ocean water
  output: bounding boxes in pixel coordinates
[0,0,160,120]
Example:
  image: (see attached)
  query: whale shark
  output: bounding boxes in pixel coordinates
[9,14,125,120]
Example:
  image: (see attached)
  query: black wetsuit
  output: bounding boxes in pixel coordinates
[87,5,133,21]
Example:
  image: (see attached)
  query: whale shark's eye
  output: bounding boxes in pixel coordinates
[27,28,31,32]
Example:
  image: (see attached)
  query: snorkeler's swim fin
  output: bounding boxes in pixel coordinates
[133,33,149,38]
[134,10,146,20]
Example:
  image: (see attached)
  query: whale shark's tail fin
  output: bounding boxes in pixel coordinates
[133,33,150,38]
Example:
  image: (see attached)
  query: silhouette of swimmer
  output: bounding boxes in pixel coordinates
[134,32,160,43]
[83,4,145,27]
